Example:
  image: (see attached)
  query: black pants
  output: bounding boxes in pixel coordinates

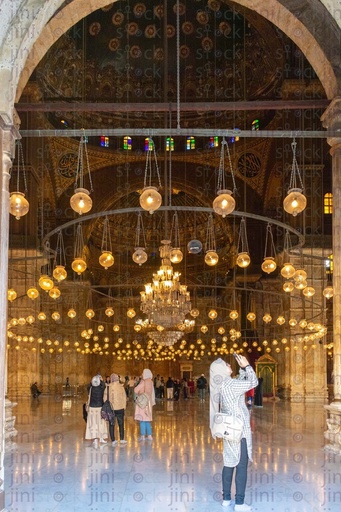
[109,409,125,441]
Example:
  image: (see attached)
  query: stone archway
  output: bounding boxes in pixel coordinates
[0,0,337,115]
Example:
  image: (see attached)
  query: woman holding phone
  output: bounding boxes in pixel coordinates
[210,354,258,511]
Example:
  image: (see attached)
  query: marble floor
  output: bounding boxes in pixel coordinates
[4,393,341,512]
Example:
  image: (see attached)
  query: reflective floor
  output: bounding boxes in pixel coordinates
[4,394,341,512]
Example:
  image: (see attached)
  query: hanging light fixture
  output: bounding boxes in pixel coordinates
[8,289,17,302]
[303,286,315,298]
[283,281,294,292]
[99,216,114,269]
[132,212,148,265]
[49,286,61,299]
[170,212,183,263]
[283,139,307,216]
[27,287,39,300]
[261,224,277,274]
[281,230,295,278]
[236,217,250,268]
[71,223,87,275]
[139,138,162,214]
[323,285,333,299]
[213,138,236,217]
[204,213,219,266]
[67,308,77,319]
[140,240,191,328]
[208,309,218,320]
[53,230,68,282]
[247,312,256,322]
[9,141,29,220]
[70,134,93,215]
[38,274,54,292]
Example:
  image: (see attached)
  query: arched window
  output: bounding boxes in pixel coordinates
[324,193,333,214]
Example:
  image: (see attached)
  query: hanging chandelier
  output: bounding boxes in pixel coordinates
[140,240,191,328]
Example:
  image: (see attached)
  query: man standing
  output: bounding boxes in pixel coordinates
[197,374,207,401]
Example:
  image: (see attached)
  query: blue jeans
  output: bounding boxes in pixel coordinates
[222,438,249,504]
[140,421,152,436]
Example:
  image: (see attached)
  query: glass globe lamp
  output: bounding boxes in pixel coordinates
[67,308,77,319]
[323,286,334,299]
[236,252,251,268]
[293,269,307,282]
[127,308,136,318]
[303,286,315,298]
[170,248,183,264]
[263,313,272,324]
[49,287,61,299]
[105,307,114,317]
[99,251,114,269]
[98,325,104,332]
[71,257,87,275]
[201,325,208,333]
[113,325,120,332]
[38,274,54,292]
[247,312,256,322]
[295,280,307,290]
[283,188,307,216]
[9,191,29,220]
[289,318,297,327]
[37,312,46,321]
[134,324,142,332]
[132,247,148,265]
[51,312,61,321]
[86,308,95,319]
[218,327,225,335]
[26,315,35,324]
[208,309,218,320]
[281,263,295,279]
[276,315,285,325]
[205,250,219,266]
[190,308,200,318]
[299,319,307,329]
[229,310,239,320]
[213,190,235,217]
[53,265,67,282]
[8,289,17,302]
[187,239,202,254]
[261,256,277,274]
[283,281,294,293]
[27,287,39,300]
[70,188,92,215]
[139,186,162,214]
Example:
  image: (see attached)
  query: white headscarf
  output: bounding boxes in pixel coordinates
[142,368,153,380]
[209,358,231,437]
[91,375,101,387]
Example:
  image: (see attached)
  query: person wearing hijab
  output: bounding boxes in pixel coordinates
[210,355,258,511]
[85,375,108,448]
[134,368,156,441]
[108,373,128,446]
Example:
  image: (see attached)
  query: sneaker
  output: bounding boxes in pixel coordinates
[111,441,118,447]
[100,439,107,444]
[222,500,231,507]
[92,439,98,448]
[147,435,153,441]
[234,504,252,511]
[138,436,145,442]
[120,440,127,445]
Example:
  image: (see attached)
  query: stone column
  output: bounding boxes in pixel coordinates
[0,115,19,511]
[321,98,341,452]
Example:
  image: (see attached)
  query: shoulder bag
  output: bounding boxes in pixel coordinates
[136,392,149,409]
[101,387,115,424]
[212,412,244,443]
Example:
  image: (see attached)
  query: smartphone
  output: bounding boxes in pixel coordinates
[233,352,238,359]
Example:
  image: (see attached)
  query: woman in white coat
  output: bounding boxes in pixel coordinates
[210,355,258,512]
[134,369,156,441]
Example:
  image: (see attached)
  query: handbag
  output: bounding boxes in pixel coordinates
[212,412,244,442]
[136,392,149,409]
[101,387,115,424]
